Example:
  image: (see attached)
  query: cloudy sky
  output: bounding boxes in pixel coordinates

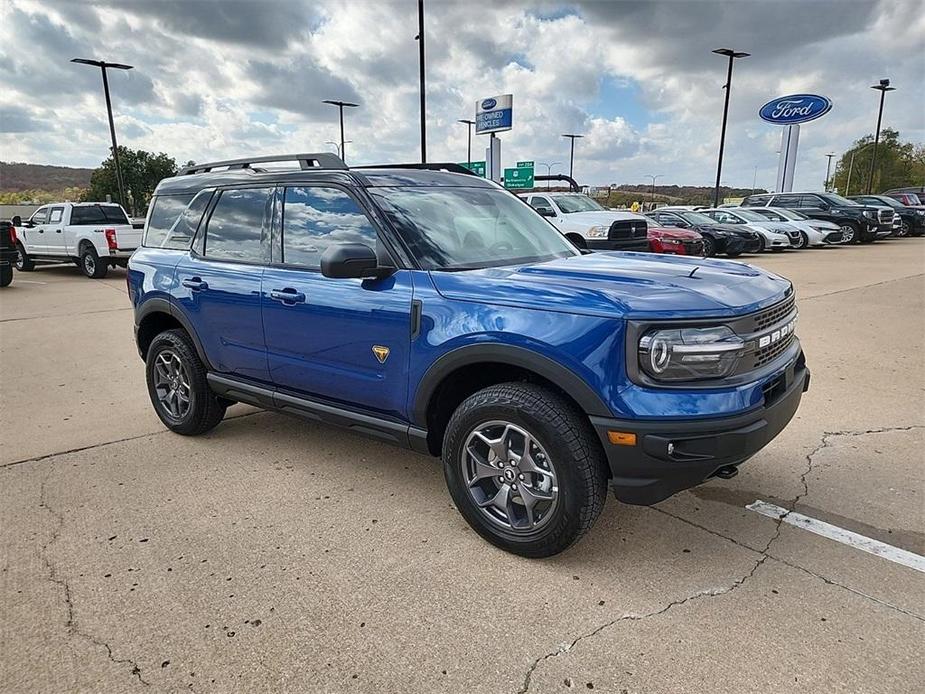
[1,0,922,190]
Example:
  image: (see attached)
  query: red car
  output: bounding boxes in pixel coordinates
[647,225,705,255]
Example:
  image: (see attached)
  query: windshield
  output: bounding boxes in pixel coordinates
[550,195,604,213]
[875,196,903,208]
[371,187,579,270]
[677,211,716,225]
[727,208,770,222]
[906,193,922,205]
[820,193,860,207]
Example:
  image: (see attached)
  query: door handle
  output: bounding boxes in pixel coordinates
[182,277,208,291]
[270,288,306,304]
[38,229,44,233]
[55,229,62,233]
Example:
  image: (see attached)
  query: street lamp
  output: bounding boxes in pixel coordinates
[325,140,351,158]
[867,79,895,193]
[457,119,475,168]
[845,142,874,196]
[71,58,133,207]
[538,162,562,189]
[415,0,427,163]
[322,99,359,164]
[646,174,663,202]
[561,134,584,180]
[824,153,836,192]
[711,48,750,208]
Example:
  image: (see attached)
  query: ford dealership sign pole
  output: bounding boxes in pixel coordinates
[477,94,513,182]
[759,94,833,193]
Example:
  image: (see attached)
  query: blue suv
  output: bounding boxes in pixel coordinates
[129,153,809,557]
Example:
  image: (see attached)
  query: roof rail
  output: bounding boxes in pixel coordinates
[355,162,478,176]
[179,153,347,175]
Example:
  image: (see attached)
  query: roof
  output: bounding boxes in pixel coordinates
[155,165,497,196]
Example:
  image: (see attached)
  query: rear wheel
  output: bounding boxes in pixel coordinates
[145,329,226,435]
[14,243,35,271]
[80,245,109,278]
[443,382,608,558]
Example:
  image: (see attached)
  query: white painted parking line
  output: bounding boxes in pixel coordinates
[13,279,46,284]
[747,500,925,574]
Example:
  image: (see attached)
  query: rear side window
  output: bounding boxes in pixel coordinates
[71,205,130,225]
[144,195,194,247]
[773,194,802,207]
[280,186,378,269]
[48,207,64,224]
[204,188,272,263]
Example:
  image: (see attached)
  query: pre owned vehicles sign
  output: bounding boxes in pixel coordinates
[476,94,513,134]
[759,94,832,125]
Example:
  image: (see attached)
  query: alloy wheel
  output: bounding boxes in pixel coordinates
[153,349,192,419]
[83,254,95,275]
[839,224,857,243]
[461,421,559,532]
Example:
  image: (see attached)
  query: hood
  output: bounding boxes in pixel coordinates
[429,252,791,320]
[561,211,648,226]
[648,226,701,240]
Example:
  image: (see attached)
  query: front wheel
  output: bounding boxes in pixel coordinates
[443,382,608,558]
[14,243,35,271]
[838,222,859,244]
[795,231,809,249]
[145,329,227,435]
[80,246,109,278]
[0,264,12,287]
[701,235,716,257]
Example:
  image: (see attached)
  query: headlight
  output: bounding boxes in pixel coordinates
[639,326,745,381]
[587,225,608,238]
[660,238,681,244]
[863,210,876,218]
[916,210,925,216]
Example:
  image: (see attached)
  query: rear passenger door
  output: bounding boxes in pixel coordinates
[261,184,413,418]
[45,206,66,255]
[174,187,273,382]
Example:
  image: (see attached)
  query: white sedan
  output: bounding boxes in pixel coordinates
[699,208,798,251]
[747,207,847,247]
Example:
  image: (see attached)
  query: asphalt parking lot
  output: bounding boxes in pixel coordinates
[1,242,923,693]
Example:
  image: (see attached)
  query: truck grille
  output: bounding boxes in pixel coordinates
[682,239,704,255]
[878,209,894,224]
[609,220,648,241]
[753,293,795,331]
[754,332,796,368]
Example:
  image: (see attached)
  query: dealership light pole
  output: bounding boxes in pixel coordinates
[562,134,583,180]
[539,161,562,189]
[824,153,836,191]
[867,79,895,194]
[457,119,475,167]
[322,99,359,164]
[415,0,427,163]
[711,48,750,208]
[845,142,873,196]
[71,58,133,206]
[646,174,663,201]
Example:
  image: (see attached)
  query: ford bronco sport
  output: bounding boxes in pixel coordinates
[129,153,809,557]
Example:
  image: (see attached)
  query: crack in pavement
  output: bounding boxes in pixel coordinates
[515,425,925,693]
[799,272,924,302]
[38,475,150,687]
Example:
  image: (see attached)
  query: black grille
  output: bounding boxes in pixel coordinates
[754,332,795,368]
[609,220,648,241]
[683,240,704,255]
[754,294,795,331]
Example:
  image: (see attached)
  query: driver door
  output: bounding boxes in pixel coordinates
[21,207,49,254]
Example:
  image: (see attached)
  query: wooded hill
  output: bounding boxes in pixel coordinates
[0,161,94,192]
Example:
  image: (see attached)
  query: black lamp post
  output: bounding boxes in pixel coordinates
[71,58,133,206]
[322,99,359,164]
[824,153,835,192]
[646,174,663,201]
[867,79,895,194]
[562,133,584,180]
[711,48,750,208]
[415,0,427,163]
[457,119,475,167]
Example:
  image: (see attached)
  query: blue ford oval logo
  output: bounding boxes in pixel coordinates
[759,94,832,125]
[481,98,497,110]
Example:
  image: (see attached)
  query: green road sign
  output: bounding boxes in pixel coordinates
[503,166,535,189]
[459,161,486,177]
[516,160,535,169]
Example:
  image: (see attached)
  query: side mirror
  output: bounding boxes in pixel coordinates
[320,243,392,280]
[11,215,22,226]
[537,208,556,218]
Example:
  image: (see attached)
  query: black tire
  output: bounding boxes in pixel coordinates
[14,243,35,271]
[0,264,12,287]
[701,235,716,257]
[795,231,809,249]
[899,220,911,237]
[443,382,608,558]
[80,244,109,278]
[145,329,226,436]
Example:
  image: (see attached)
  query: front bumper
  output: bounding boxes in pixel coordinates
[588,238,650,252]
[590,356,809,506]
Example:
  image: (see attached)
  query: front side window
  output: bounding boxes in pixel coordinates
[144,194,194,248]
[371,186,579,270]
[281,186,378,269]
[30,208,48,225]
[549,195,604,214]
[204,188,272,263]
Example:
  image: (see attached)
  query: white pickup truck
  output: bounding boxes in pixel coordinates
[12,202,141,278]
[518,192,650,251]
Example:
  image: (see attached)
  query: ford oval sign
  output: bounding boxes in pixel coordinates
[481,98,497,110]
[759,94,832,125]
